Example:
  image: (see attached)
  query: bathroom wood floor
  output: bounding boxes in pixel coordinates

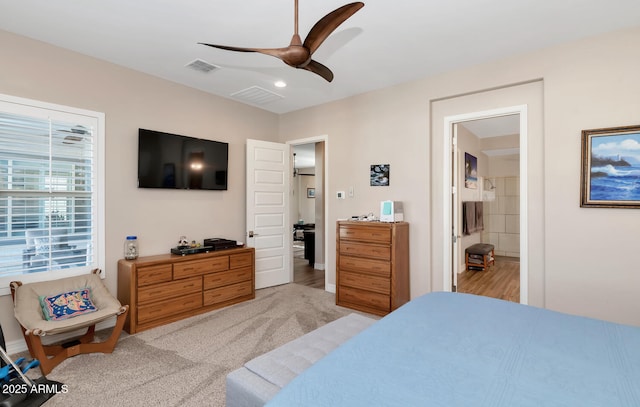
[457,256,520,303]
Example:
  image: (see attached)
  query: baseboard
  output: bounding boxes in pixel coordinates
[314,262,325,270]
[326,283,336,294]
[5,319,116,357]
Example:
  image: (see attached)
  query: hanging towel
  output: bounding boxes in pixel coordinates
[462,201,476,235]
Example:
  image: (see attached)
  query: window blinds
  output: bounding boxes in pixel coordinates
[0,110,96,277]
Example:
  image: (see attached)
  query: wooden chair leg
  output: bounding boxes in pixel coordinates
[76,305,129,355]
[22,306,129,375]
[24,333,61,376]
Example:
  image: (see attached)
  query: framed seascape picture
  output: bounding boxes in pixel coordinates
[464,153,477,189]
[581,125,640,208]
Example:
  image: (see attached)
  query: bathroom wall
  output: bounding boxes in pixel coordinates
[482,176,520,257]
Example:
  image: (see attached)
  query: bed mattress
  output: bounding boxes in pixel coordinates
[266,292,640,406]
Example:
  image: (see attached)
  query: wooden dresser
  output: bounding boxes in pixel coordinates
[336,221,409,316]
[117,247,255,334]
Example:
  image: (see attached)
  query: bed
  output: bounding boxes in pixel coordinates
[266,292,640,406]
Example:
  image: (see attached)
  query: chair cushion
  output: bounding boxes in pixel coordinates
[465,243,495,255]
[13,272,123,335]
[39,288,98,321]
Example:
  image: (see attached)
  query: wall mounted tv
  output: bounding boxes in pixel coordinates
[138,128,228,190]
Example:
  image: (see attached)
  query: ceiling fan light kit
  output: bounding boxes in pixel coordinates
[199,1,364,82]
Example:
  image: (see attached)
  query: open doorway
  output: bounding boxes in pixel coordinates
[454,115,521,302]
[442,104,529,305]
[291,142,325,289]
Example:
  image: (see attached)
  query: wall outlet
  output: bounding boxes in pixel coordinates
[337,191,346,199]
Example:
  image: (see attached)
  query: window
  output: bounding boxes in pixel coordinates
[0,94,105,295]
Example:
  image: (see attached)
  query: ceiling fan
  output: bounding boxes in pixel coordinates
[199,1,364,82]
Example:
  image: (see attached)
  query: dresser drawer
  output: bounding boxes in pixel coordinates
[137,292,202,324]
[137,264,173,287]
[339,271,390,295]
[137,276,202,305]
[203,281,253,306]
[339,256,391,277]
[338,286,390,313]
[204,266,252,290]
[339,242,390,261]
[173,256,229,279]
[339,226,391,244]
[230,252,252,269]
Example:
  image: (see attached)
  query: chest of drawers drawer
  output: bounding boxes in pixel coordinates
[137,276,202,305]
[338,256,390,277]
[173,256,229,279]
[204,281,253,306]
[138,292,202,324]
[338,286,390,313]
[339,226,391,244]
[339,242,390,260]
[230,252,253,268]
[137,264,172,287]
[339,270,390,295]
[204,266,252,290]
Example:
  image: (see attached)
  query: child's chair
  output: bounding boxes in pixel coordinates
[10,269,129,375]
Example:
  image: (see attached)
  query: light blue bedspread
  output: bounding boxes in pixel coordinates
[266,292,640,406]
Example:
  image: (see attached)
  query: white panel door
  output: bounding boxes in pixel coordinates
[246,139,291,289]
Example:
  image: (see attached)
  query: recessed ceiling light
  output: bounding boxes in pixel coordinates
[274,80,287,88]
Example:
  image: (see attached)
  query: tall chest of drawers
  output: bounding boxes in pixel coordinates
[118,247,254,334]
[336,221,409,316]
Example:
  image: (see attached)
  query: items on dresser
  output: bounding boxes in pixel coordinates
[117,247,255,334]
[336,221,409,316]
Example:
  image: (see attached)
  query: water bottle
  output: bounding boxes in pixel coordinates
[124,236,139,260]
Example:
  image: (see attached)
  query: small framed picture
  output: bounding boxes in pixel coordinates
[370,164,390,186]
[465,153,477,189]
[307,188,315,198]
[581,124,640,208]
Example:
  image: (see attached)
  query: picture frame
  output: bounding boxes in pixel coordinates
[580,124,640,208]
[370,164,390,186]
[464,153,477,189]
[307,188,315,198]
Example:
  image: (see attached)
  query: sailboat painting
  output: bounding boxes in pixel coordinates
[581,125,640,208]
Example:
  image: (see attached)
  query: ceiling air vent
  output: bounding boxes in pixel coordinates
[231,86,284,105]
[185,59,219,73]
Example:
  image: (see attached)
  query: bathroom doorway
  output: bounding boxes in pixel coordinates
[453,116,521,302]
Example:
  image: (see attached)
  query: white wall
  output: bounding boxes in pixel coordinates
[279,26,640,326]
[482,176,520,257]
[0,30,279,345]
[2,24,640,351]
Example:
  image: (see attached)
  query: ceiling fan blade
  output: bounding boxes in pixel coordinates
[199,42,262,53]
[199,42,297,61]
[303,2,364,55]
[301,60,334,82]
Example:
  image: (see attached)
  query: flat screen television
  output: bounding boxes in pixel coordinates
[138,128,228,190]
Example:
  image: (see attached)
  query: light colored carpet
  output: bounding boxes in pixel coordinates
[27,283,365,407]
